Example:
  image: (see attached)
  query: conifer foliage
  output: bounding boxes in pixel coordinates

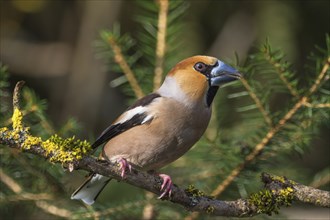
[0,0,329,219]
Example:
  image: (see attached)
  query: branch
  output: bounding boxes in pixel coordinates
[0,168,70,218]
[263,44,299,97]
[240,77,273,127]
[153,0,169,90]
[108,36,145,99]
[1,138,329,216]
[211,58,330,198]
[1,82,329,217]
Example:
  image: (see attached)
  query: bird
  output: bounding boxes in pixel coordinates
[71,55,241,205]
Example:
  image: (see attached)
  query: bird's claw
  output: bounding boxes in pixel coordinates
[158,174,173,199]
[118,158,132,178]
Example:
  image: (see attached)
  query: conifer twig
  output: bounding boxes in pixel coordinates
[240,77,273,126]
[82,201,146,218]
[263,47,299,97]
[308,57,330,94]
[108,36,144,98]
[0,168,22,193]
[0,168,69,218]
[303,102,330,108]
[153,0,169,90]
[310,174,330,189]
[211,58,330,198]
[35,201,72,218]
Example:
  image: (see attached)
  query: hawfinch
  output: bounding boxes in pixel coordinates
[71,55,241,205]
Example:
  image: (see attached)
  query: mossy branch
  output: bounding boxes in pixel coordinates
[1,82,329,218]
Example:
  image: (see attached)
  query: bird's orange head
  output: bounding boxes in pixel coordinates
[158,55,241,107]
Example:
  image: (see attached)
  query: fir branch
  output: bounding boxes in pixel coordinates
[262,43,299,97]
[308,57,330,95]
[0,168,23,193]
[82,201,146,219]
[0,168,60,216]
[303,102,330,108]
[240,77,273,127]
[35,201,72,218]
[1,82,329,217]
[153,0,169,90]
[107,36,145,98]
[310,174,330,189]
[211,58,330,198]
[142,192,157,220]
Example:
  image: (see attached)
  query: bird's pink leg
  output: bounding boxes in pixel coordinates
[158,174,173,199]
[118,158,132,178]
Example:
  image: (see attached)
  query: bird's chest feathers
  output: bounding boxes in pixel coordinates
[150,99,211,153]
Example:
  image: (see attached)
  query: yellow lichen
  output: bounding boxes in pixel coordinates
[0,127,8,133]
[271,175,286,183]
[42,135,92,163]
[185,184,206,197]
[1,107,92,164]
[206,205,215,214]
[12,108,24,130]
[22,136,42,150]
[248,186,295,216]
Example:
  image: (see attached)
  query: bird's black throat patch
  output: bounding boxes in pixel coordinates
[206,86,219,107]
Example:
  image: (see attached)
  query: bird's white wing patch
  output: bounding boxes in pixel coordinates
[116,106,147,124]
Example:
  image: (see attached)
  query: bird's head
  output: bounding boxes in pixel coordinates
[158,55,242,107]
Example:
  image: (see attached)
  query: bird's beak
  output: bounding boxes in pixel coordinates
[209,60,242,86]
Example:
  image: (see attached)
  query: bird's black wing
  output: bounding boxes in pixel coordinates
[91,113,148,149]
[91,93,161,149]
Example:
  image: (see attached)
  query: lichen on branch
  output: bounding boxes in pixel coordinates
[0,81,92,165]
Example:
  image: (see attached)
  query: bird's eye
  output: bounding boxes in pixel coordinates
[194,62,207,73]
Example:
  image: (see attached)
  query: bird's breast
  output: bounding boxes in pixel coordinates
[103,98,212,171]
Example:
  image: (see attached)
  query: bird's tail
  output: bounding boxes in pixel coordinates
[71,173,111,205]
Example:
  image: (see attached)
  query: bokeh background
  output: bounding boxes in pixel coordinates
[1,0,329,219]
[1,0,329,133]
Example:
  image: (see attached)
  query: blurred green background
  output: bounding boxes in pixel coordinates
[1,0,329,132]
[0,0,329,219]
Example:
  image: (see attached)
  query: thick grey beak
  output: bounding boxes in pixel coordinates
[210,60,242,86]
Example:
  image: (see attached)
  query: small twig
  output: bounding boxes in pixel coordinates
[35,201,72,218]
[153,0,169,90]
[108,36,144,99]
[308,57,330,94]
[13,81,25,110]
[3,193,53,202]
[0,168,22,193]
[263,48,299,97]
[310,174,330,189]
[0,168,65,219]
[82,200,146,219]
[303,102,330,108]
[142,192,157,220]
[240,77,273,127]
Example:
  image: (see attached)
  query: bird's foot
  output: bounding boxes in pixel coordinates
[158,174,173,199]
[118,158,132,178]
